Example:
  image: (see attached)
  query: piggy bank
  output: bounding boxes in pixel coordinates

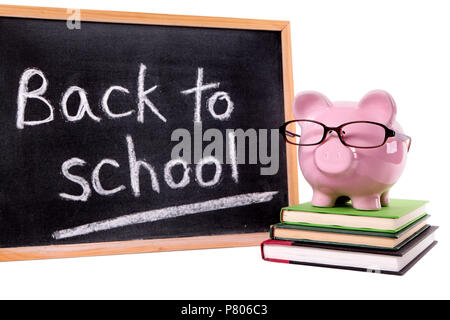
[290,90,410,210]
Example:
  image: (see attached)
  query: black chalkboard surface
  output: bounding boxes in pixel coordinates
[0,5,297,261]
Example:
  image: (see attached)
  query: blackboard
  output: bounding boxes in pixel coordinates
[0,5,297,261]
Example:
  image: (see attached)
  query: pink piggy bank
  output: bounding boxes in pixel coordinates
[285,90,411,210]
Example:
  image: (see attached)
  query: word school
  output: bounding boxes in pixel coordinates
[59,135,238,202]
[14,64,275,202]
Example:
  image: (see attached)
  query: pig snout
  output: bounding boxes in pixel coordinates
[314,138,354,175]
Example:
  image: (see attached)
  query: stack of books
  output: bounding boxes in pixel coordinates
[261,199,437,275]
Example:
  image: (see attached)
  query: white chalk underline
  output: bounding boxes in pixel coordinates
[52,191,279,240]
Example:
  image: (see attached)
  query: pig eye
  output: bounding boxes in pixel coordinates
[342,130,346,135]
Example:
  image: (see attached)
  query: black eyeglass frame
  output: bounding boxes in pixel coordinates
[280,119,412,151]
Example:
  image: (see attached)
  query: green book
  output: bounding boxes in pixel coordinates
[280,199,428,233]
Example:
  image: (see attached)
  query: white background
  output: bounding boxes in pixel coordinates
[1,0,449,299]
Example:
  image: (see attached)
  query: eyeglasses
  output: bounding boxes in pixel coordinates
[280,120,411,151]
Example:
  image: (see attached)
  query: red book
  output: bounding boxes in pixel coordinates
[261,226,437,275]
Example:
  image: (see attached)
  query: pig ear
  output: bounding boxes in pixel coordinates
[293,91,331,119]
[358,90,397,125]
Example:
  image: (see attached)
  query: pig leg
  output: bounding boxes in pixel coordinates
[311,190,336,207]
[381,191,390,206]
[351,194,382,210]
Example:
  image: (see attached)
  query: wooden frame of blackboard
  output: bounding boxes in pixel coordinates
[0,4,298,262]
